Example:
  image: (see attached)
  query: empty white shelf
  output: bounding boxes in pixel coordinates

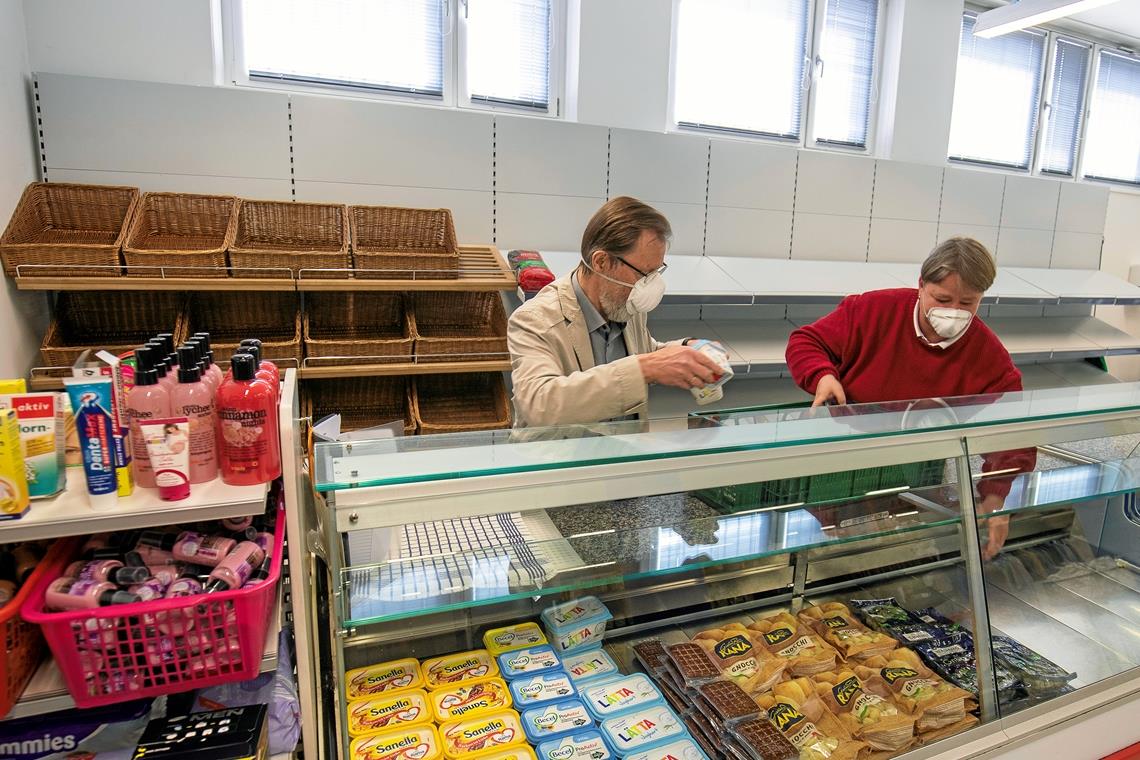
[648,320,750,367]
[1039,361,1120,387]
[880,263,1056,304]
[1005,267,1140,305]
[534,251,752,303]
[989,317,1140,361]
[708,257,906,303]
[703,319,796,372]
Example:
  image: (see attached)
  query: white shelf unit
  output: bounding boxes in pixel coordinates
[0,469,268,543]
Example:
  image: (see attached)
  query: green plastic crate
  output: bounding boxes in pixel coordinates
[696,475,809,513]
[807,469,855,503]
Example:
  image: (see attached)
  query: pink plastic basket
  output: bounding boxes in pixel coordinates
[22,500,285,709]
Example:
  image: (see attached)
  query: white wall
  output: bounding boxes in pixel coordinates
[1099,192,1140,381]
[0,0,47,379]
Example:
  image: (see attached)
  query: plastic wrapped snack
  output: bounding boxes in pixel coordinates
[664,642,721,688]
[691,624,786,692]
[854,649,971,731]
[755,679,865,760]
[799,603,898,661]
[913,608,968,636]
[913,635,1024,702]
[991,636,1076,696]
[748,612,838,676]
[810,670,915,753]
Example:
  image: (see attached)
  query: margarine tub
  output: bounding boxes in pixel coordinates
[348,689,433,737]
[350,724,442,760]
[508,670,576,710]
[562,649,620,688]
[520,698,594,744]
[484,623,548,655]
[477,748,539,760]
[536,730,616,760]
[497,645,562,681]
[431,678,513,723]
[348,659,425,701]
[622,738,709,760]
[540,597,613,655]
[440,710,526,760]
[581,674,664,722]
[423,650,500,690]
[600,706,688,756]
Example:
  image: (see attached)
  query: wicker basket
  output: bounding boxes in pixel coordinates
[409,292,507,363]
[412,372,511,435]
[304,292,412,366]
[304,377,415,435]
[230,199,350,279]
[40,291,188,369]
[0,182,139,277]
[350,206,458,280]
[187,292,301,366]
[123,192,237,277]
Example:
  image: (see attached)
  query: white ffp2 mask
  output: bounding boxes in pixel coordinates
[583,264,667,316]
[925,305,974,339]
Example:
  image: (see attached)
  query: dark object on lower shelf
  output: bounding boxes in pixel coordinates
[132,703,268,760]
[304,376,416,436]
[187,291,301,366]
[40,290,189,369]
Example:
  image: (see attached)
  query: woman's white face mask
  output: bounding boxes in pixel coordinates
[584,257,667,319]
[921,293,975,340]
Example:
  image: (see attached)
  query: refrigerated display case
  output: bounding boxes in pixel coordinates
[308,384,1140,760]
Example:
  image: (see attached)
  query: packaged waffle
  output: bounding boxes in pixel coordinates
[431,678,514,723]
[663,642,721,689]
[755,679,865,760]
[440,710,526,760]
[798,603,898,661]
[855,649,971,731]
[350,724,443,760]
[991,636,1076,696]
[691,624,786,693]
[810,670,915,753]
[694,679,760,725]
[747,612,838,676]
[484,623,548,656]
[632,639,669,676]
[349,689,433,737]
[424,650,500,690]
[681,710,720,760]
[348,659,426,700]
[728,716,799,760]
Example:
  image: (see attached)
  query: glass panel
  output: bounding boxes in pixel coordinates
[315,384,1140,491]
[965,435,1140,720]
[242,0,445,96]
[466,0,551,109]
[813,0,879,148]
[948,13,1046,169]
[673,0,810,138]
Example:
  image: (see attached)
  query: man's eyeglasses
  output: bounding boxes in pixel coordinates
[612,255,667,279]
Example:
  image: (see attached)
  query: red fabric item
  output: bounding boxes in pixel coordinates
[785,288,1036,499]
[518,266,555,292]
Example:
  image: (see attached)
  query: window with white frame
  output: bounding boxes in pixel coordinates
[672,0,880,149]
[948,13,1046,169]
[235,0,559,114]
[1083,49,1140,185]
[1039,38,1090,176]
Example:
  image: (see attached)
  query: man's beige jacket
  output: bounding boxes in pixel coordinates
[508,273,671,427]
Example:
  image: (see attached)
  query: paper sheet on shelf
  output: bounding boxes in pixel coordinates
[345,510,583,619]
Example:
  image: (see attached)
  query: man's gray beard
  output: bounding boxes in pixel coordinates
[599,290,633,323]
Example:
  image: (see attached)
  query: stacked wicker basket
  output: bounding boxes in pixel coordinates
[6,181,512,434]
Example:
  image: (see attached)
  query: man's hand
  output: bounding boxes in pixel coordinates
[812,374,847,407]
[639,345,723,389]
[979,492,1009,560]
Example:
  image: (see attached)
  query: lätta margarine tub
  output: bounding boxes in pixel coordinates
[440,710,526,759]
[540,597,613,655]
[423,650,500,690]
[535,730,616,760]
[350,724,442,760]
[348,689,432,737]
[497,646,562,681]
[348,659,425,701]
[600,706,687,756]
[520,698,593,743]
[562,649,619,687]
[483,623,548,655]
[581,674,664,721]
[431,678,513,722]
[622,738,709,760]
[508,670,576,710]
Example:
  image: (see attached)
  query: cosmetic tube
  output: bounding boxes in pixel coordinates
[139,417,191,501]
[63,378,119,509]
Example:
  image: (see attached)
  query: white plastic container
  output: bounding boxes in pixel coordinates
[688,340,733,406]
[540,596,613,655]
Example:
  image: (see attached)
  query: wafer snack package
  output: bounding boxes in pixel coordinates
[856,648,972,731]
[755,678,864,760]
[809,670,915,753]
[748,612,838,676]
[691,623,786,693]
[798,603,898,661]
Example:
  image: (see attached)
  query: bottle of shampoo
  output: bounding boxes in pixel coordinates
[238,340,280,392]
[216,354,281,486]
[192,333,225,390]
[126,347,171,488]
[171,346,218,483]
[149,340,177,394]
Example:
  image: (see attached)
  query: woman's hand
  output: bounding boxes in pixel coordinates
[812,374,847,407]
[979,493,1009,560]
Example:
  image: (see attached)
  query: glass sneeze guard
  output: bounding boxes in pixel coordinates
[315,383,1140,491]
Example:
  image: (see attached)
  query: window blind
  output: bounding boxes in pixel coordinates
[813,0,879,148]
[674,0,810,139]
[948,13,1046,169]
[1040,39,1090,176]
[1083,49,1140,185]
[242,0,445,96]
[466,0,552,110]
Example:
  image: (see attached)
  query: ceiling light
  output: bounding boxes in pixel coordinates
[974,0,1125,38]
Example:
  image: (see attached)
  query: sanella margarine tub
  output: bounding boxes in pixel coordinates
[440,710,526,759]
[423,650,500,690]
[350,724,442,760]
[348,689,432,737]
[431,678,513,723]
[347,659,425,701]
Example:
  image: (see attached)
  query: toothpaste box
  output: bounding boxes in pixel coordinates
[0,392,66,499]
[0,409,29,517]
[73,349,133,497]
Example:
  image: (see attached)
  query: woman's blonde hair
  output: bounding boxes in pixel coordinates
[921,237,997,293]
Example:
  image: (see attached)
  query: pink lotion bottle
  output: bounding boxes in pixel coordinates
[148,340,177,394]
[171,346,218,483]
[192,333,225,390]
[126,347,171,488]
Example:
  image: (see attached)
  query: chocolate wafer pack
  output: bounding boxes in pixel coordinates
[729,716,799,760]
[695,679,761,726]
[664,642,721,689]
